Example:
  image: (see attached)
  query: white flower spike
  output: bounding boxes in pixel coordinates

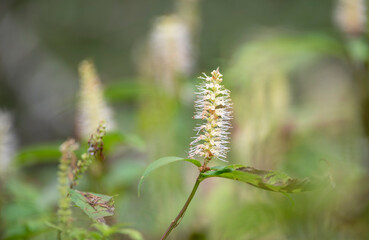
[76,60,115,140]
[189,68,233,165]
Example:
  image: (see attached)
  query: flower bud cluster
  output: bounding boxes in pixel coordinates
[72,121,106,186]
[58,138,79,239]
[57,123,107,238]
[189,68,232,163]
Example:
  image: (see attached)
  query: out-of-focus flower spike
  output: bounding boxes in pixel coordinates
[58,138,79,239]
[0,111,16,175]
[147,15,193,95]
[76,60,115,140]
[176,0,200,35]
[188,68,233,165]
[334,0,367,36]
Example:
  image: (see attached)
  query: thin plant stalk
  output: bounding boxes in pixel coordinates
[161,69,232,239]
[160,174,201,240]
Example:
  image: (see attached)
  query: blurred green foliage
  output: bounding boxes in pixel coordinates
[1,0,369,239]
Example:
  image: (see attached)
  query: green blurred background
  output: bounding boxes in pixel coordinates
[1,0,369,239]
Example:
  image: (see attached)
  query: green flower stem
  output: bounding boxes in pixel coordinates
[160,174,202,240]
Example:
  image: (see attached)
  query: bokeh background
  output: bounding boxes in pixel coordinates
[1,0,369,239]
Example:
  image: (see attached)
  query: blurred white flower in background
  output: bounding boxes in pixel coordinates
[0,111,16,174]
[76,60,115,140]
[0,14,76,142]
[147,15,193,95]
[334,0,367,36]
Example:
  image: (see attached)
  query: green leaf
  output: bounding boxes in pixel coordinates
[125,134,146,151]
[200,165,315,193]
[100,131,146,151]
[92,223,112,236]
[69,189,115,221]
[138,156,201,196]
[347,37,369,62]
[15,143,61,166]
[44,222,63,231]
[118,229,144,240]
[102,131,126,153]
[104,81,143,102]
[103,161,145,190]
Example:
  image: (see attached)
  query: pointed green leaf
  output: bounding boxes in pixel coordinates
[138,156,201,196]
[200,165,315,193]
[44,221,63,231]
[69,189,115,221]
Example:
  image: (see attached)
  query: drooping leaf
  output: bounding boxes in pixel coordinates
[200,165,316,193]
[138,156,201,196]
[69,189,115,221]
